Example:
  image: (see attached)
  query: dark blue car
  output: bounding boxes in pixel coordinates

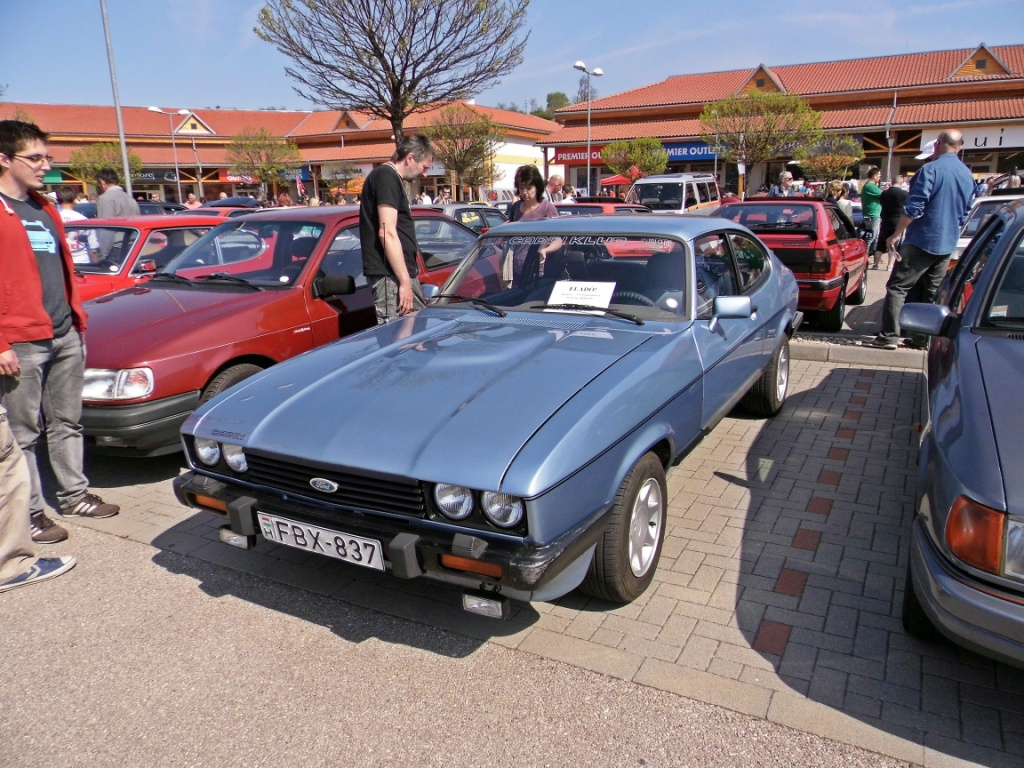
[173,216,801,617]
[900,199,1024,666]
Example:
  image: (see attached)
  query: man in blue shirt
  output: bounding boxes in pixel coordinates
[867,130,975,349]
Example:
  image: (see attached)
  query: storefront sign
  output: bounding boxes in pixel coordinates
[664,142,715,161]
[135,168,179,183]
[218,169,257,183]
[278,167,310,181]
[553,145,606,165]
[921,125,1024,151]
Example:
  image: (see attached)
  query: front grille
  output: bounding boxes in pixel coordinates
[244,451,426,518]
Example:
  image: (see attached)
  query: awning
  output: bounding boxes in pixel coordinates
[601,174,631,186]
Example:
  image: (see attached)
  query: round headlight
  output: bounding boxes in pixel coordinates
[194,437,221,467]
[434,483,474,520]
[222,443,247,473]
[482,492,524,528]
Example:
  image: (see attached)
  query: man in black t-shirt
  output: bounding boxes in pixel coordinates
[875,176,909,269]
[360,134,435,324]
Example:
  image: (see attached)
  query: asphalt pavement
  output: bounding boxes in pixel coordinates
[5,271,1021,768]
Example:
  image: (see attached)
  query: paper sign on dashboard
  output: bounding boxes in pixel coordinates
[547,281,615,308]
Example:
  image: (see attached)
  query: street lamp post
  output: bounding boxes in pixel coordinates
[148,106,189,202]
[573,61,603,195]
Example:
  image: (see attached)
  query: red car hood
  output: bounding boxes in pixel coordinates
[84,285,292,368]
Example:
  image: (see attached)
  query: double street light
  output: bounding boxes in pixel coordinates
[148,106,189,203]
[573,60,603,195]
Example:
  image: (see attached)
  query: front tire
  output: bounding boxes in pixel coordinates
[901,560,940,641]
[579,453,666,603]
[742,338,789,417]
[200,363,264,405]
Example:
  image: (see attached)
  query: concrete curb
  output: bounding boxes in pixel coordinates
[791,336,926,369]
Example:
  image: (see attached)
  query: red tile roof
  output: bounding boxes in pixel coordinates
[561,43,1024,114]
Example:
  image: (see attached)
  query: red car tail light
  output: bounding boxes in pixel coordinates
[809,248,831,274]
[945,496,1005,574]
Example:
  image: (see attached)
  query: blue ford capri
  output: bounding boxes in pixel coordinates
[173,215,801,617]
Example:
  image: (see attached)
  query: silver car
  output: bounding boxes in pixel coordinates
[900,199,1024,666]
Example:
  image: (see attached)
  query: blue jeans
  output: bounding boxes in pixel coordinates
[0,330,88,515]
[879,243,951,339]
[863,216,881,255]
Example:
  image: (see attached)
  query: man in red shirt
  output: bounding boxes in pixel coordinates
[0,120,119,545]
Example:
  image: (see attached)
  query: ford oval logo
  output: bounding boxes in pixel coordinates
[310,477,339,493]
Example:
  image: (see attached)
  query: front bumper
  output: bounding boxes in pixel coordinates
[173,470,607,603]
[82,391,201,456]
[910,516,1024,668]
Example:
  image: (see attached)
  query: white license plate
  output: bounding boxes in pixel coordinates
[257,512,385,571]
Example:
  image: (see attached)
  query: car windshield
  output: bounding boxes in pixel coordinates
[716,204,817,230]
[63,225,139,272]
[626,183,683,211]
[413,216,478,269]
[963,200,1007,237]
[985,233,1024,327]
[433,232,690,319]
[160,219,325,286]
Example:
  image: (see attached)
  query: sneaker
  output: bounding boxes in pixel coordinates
[30,511,69,544]
[901,337,929,350]
[61,493,119,519]
[0,556,77,593]
[864,335,898,350]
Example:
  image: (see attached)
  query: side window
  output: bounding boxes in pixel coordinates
[707,183,720,202]
[697,183,711,203]
[986,234,1024,325]
[694,232,738,317]
[827,208,852,240]
[685,184,698,210]
[138,227,210,270]
[948,218,1004,315]
[322,226,366,287]
[729,233,767,291]
[456,210,484,232]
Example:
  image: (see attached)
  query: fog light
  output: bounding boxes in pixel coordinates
[95,436,127,447]
[462,591,511,619]
[219,525,255,549]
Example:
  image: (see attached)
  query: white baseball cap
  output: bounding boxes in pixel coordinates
[916,140,937,160]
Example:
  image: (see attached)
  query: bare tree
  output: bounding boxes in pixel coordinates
[423,104,505,200]
[256,0,530,144]
[226,128,301,198]
[574,75,598,105]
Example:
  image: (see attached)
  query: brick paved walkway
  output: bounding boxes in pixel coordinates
[69,358,1024,768]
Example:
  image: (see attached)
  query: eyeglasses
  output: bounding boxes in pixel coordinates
[13,153,54,166]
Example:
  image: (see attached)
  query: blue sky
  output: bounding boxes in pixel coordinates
[2,0,1021,113]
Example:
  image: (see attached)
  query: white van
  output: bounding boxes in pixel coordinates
[624,173,720,215]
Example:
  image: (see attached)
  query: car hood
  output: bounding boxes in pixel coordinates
[190,312,656,492]
[977,336,1024,510]
[85,285,285,367]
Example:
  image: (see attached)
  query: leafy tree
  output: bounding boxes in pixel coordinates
[530,91,570,120]
[574,75,598,105]
[226,128,301,195]
[601,138,668,179]
[68,142,143,186]
[699,92,822,194]
[257,0,530,145]
[423,104,505,200]
[794,134,864,181]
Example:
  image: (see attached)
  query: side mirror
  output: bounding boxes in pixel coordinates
[421,283,440,300]
[900,303,953,337]
[312,273,355,299]
[135,259,157,274]
[709,295,753,333]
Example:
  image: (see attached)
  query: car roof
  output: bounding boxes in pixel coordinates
[490,214,744,238]
[209,204,453,223]
[63,214,226,227]
[717,199,828,207]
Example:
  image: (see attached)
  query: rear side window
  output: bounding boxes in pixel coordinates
[827,208,855,240]
[694,232,738,317]
[323,226,366,286]
[985,229,1024,325]
[697,183,711,203]
[729,233,768,291]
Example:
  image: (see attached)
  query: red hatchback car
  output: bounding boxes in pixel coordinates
[65,215,219,301]
[80,206,477,456]
[714,199,868,332]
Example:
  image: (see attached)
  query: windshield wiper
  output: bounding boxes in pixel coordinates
[535,303,644,325]
[195,273,263,290]
[149,273,195,285]
[431,293,506,317]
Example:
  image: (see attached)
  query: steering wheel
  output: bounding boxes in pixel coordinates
[611,290,655,307]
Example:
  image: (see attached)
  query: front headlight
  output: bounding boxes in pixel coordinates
[194,437,221,467]
[222,443,247,473]
[482,492,524,528]
[1004,517,1024,581]
[83,367,154,400]
[434,483,474,520]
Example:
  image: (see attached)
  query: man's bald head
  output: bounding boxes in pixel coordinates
[936,130,964,154]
